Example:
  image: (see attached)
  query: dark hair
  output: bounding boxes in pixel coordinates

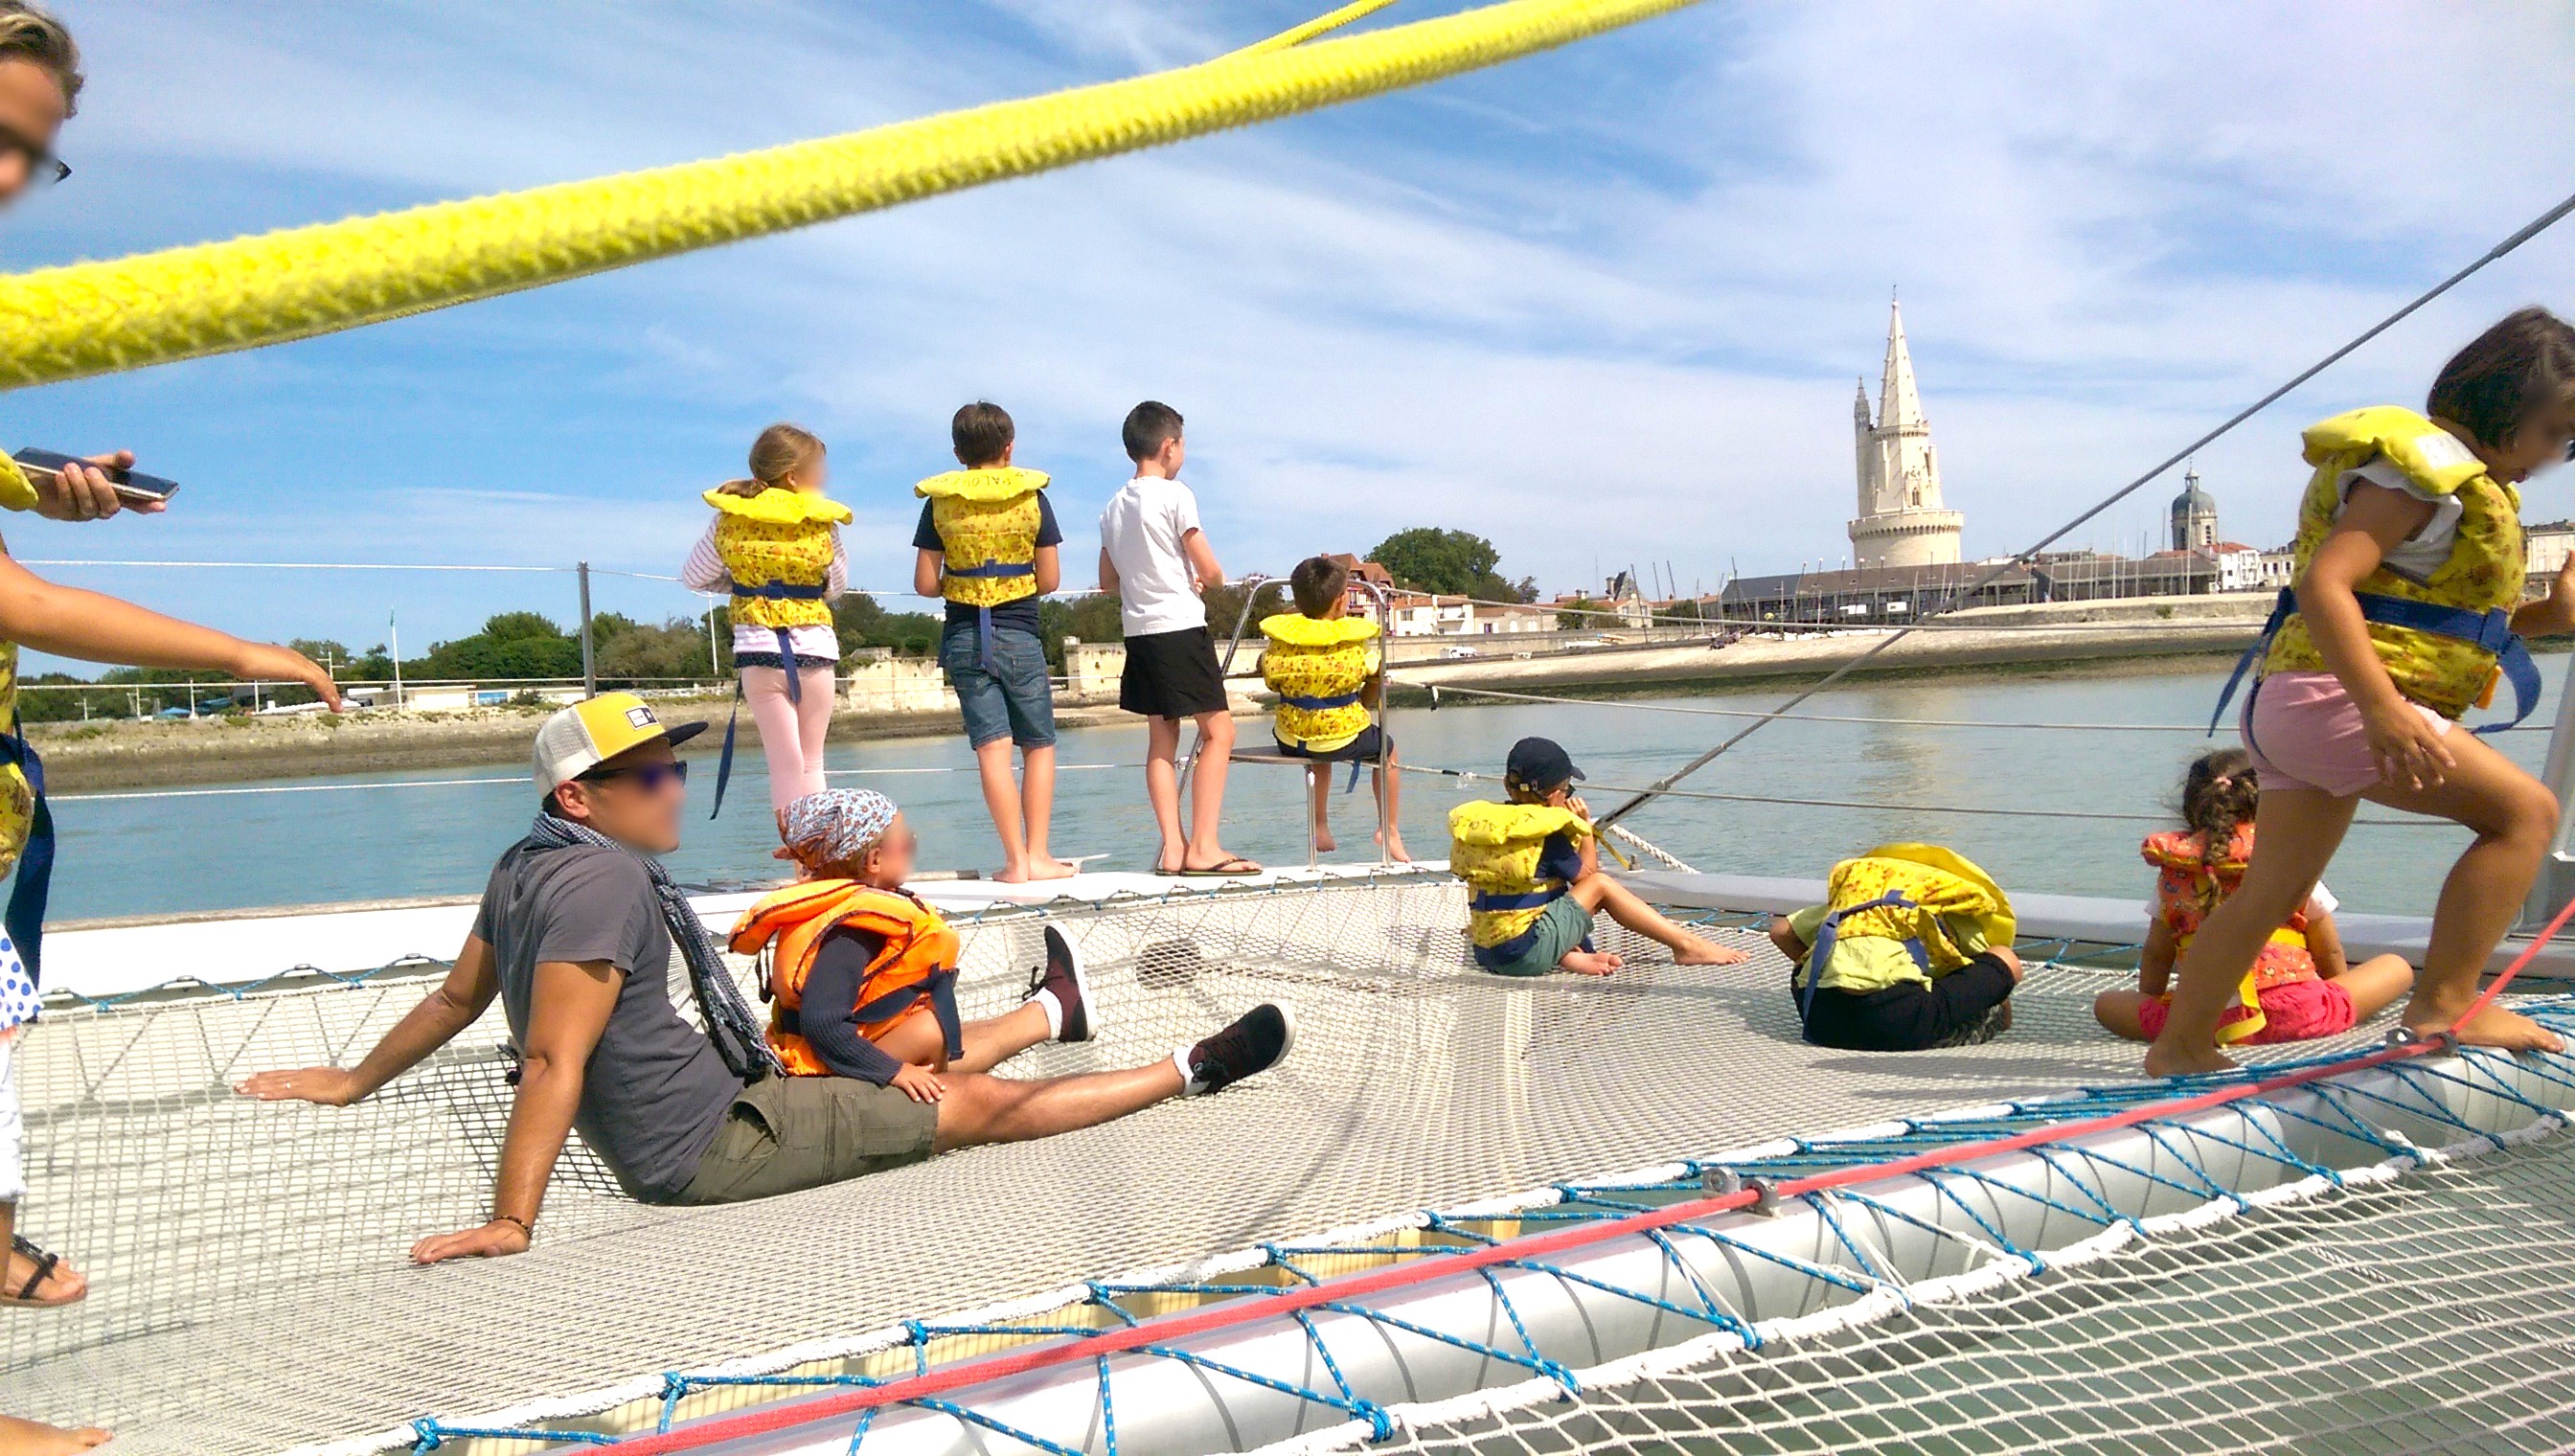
[1122,400,1184,463]
[0,3,81,115]
[1289,555,1348,617]
[2427,307,2575,449]
[951,401,1014,466]
[2177,747,2259,843]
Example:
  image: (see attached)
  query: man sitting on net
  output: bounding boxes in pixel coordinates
[238,694,1292,1262]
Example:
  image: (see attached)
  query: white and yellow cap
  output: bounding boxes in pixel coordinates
[533,693,708,797]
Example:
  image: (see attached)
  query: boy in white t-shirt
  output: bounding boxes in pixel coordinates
[1097,401,1262,876]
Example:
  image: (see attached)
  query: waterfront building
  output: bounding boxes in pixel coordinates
[1387,595,1554,637]
[1849,300,1965,571]
[2170,464,2219,551]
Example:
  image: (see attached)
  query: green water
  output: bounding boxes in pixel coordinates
[44,656,2564,922]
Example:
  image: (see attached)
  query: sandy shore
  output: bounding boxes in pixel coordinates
[29,603,2273,792]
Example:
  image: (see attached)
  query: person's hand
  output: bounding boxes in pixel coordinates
[890,1063,946,1103]
[30,450,164,521]
[234,642,344,712]
[2361,697,2455,792]
[411,1219,531,1265]
[2543,553,2575,634]
[234,1065,363,1106]
[1565,793,1592,822]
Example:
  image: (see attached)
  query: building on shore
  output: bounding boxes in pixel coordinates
[1387,595,1554,637]
[1850,300,1965,571]
[2170,464,2219,551]
[1719,560,2037,625]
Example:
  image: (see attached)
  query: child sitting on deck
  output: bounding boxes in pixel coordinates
[2096,748,2413,1046]
[727,789,1096,1103]
[1448,737,1744,976]
[1768,844,2023,1051]
[1261,555,1406,861]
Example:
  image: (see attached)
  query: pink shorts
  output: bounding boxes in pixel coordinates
[2241,671,2451,798]
[2133,976,2358,1044]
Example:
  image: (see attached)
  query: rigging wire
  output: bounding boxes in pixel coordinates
[1594,184,2575,831]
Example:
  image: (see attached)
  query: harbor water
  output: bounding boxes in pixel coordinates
[46,655,2565,925]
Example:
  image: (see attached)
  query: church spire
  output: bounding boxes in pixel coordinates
[1878,297,1925,431]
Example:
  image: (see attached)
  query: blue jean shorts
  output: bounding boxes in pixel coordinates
[943,624,1058,749]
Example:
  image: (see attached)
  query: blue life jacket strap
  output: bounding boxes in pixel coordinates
[0,729,52,988]
[733,580,829,601]
[2208,585,2537,737]
[1799,889,1916,1023]
[1472,889,1561,913]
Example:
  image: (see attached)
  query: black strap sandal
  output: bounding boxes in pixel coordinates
[7,1233,64,1305]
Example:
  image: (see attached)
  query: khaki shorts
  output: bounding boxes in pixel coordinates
[674,1074,940,1205]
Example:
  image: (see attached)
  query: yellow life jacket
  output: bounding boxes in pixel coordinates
[2262,407,2525,719]
[705,487,852,630]
[915,467,1049,609]
[1449,802,1592,949]
[1260,613,1379,750]
[1798,845,2015,1009]
[2140,827,2316,1045]
[726,879,962,1077]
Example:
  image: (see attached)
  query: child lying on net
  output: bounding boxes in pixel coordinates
[727,789,1095,1103]
[2095,747,2412,1046]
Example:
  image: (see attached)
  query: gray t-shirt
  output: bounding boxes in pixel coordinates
[473,835,741,1202]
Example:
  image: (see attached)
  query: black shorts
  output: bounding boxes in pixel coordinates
[1273,724,1387,763]
[1797,952,2017,1052]
[1121,626,1230,718]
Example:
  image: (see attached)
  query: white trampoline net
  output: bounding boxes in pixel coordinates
[0,876,2471,1454]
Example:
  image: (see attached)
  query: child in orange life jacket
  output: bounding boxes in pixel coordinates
[680,423,849,829]
[2096,748,2412,1046]
[2149,309,2575,1076]
[1449,738,1746,976]
[728,789,1098,1103]
[1261,555,1406,861]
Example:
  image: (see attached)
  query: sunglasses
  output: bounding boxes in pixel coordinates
[0,125,68,187]
[579,760,689,793]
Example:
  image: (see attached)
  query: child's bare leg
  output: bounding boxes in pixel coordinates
[2363,730,2564,1051]
[876,1004,1050,1075]
[1375,743,1408,862]
[1019,745,1074,879]
[2146,787,2352,1077]
[1307,764,1335,853]
[2333,955,2417,1024]
[1181,710,1258,871]
[0,1413,112,1455]
[976,738,1034,882]
[2093,990,2155,1042]
[1146,717,1188,872]
[1568,874,1744,966]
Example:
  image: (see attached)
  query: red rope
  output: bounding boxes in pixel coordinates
[613,898,2575,1453]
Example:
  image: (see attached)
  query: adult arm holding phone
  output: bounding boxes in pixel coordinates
[6,447,168,521]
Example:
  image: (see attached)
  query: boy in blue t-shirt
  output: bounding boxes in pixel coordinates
[913,402,1071,882]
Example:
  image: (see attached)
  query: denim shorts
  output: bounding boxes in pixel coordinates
[943,623,1058,749]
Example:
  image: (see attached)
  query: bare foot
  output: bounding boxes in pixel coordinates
[994,863,1031,885]
[0,1415,111,1455]
[1025,855,1081,882]
[1672,937,1747,967]
[1311,824,1338,854]
[0,1245,86,1308]
[2142,1041,2238,1079]
[1377,830,1410,863]
[1561,949,1625,976]
[2415,1001,2566,1055]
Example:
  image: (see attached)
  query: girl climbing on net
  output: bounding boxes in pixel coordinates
[2096,747,2412,1048]
[2147,308,2575,1077]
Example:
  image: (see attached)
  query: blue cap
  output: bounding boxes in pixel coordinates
[1504,737,1584,793]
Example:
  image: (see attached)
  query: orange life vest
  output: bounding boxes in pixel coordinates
[2141,826,2318,1045]
[727,879,962,1077]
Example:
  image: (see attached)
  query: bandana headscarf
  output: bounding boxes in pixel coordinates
[783,788,899,868]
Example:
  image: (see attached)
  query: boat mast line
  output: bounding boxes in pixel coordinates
[1594,184,2575,833]
[604,893,2575,1456]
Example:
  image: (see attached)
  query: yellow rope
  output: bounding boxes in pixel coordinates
[1221,0,1406,60]
[0,0,1694,392]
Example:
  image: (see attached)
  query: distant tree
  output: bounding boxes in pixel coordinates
[1201,580,1288,645]
[1061,593,1125,647]
[1367,529,1537,604]
[597,616,719,686]
[1557,596,1614,631]
[415,612,583,681]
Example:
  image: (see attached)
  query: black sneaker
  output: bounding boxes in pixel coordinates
[1025,925,1096,1043]
[1183,1003,1296,1096]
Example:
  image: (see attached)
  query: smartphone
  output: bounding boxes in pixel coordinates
[11,448,180,504]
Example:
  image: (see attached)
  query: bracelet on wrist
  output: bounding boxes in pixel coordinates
[493,1214,533,1238]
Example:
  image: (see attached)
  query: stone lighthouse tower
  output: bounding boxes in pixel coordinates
[1849,300,1964,570]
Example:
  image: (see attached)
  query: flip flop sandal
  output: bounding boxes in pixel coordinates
[1172,857,1263,877]
[3,1234,80,1308]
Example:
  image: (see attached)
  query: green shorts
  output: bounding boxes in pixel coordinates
[1477,897,1595,977]
[673,1074,940,1205]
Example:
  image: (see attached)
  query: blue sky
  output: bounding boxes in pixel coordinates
[3,0,2572,672]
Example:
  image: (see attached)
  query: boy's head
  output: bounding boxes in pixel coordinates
[951,401,1015,469]
[1289,555,1350,619]
[0,2,80,206]
[1502,737,1584,806]
[1122,399,1185,471]
[782,788,914,886]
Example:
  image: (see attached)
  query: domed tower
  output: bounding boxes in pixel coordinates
[1849,299,1964,570]
[2170,462,2218,552]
